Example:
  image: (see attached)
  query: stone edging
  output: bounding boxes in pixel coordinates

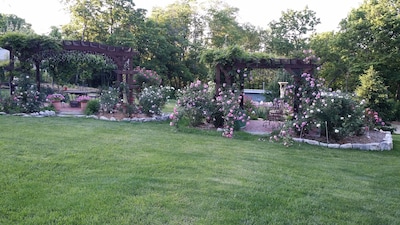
[292,131,393,151]
[0,111,171,123]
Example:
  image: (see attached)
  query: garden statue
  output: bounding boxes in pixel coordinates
[278,82,288,99]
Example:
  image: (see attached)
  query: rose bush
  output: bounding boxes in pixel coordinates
[138,86,169,116]
[170,80,249,138]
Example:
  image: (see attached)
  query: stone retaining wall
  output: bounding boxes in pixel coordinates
[292,131,393,151]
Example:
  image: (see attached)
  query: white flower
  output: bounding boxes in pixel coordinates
[335,129,339,133]
[348,115,351,118]
[316,123,321,128]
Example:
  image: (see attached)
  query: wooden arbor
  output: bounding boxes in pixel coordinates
[215,58,316,110]
[62,40,139,103]
[215,58,315,91]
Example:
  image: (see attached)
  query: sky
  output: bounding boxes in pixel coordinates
[0,0,363,35]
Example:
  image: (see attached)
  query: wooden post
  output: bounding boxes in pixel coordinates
[215,64,221,93]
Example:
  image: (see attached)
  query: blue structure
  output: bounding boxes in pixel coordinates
[243,89,270,102]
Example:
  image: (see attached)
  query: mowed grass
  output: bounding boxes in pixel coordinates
[0,116,400,224]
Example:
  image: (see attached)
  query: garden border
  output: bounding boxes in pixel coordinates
[292,131,393,151]
[0,111,170,123]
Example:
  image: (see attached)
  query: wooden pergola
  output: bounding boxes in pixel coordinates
[215,58,316,110]
[215,58,314,90]
[62,40,139,103]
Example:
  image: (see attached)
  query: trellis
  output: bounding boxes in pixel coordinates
[62,40,139,103]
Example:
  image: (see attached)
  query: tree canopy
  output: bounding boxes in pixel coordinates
[2,0,400,101]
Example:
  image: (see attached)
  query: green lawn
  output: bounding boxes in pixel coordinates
[0,116,399,224]
[163,99,176,113]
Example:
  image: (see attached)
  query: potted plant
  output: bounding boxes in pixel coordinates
[46,93,65,112]
[46,93,65,102]
[76,95,91,110]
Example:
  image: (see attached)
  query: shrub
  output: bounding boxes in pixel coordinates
[286,72,366,141]
[84,99,100,115]
[133,67,162,88]
[171,80,214,127]
[216,85,250,138]
[310,93,365,140]
[99,87,120,113]
[0,96,19,114]
[138,86,168,116]
[13,75,42,113]
[355,66,392,121]
[243,95,257,120]
[40,85,54,96]
[170,80,250,138]
[163,86,176,99]
[255,106,268,120]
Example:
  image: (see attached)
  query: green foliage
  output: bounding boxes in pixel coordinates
[268,7,320,56]
[243,95,257,120]
[171,80,215,127]
[216,86,249,137]
[200,45,275,66]
[0,95,19,113]
[171,80,249,138]
[138,86,169,116]
[0,13,34,34]
[44,51,116,87]
[355,66,393,120]
[310,32,350,90]
[312,93,365,140]
[286,72,367,141]
[99,87,120,113]
[84,99,100,115]
[13,75,43,113]
[308,0,400,96]
[255,106,269,120]
[133,66,162,88]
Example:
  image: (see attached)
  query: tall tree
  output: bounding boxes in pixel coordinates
[267,7,320,56]
[204,0,243,48]
[61,0,145,44]
[338,0,400,98]
[0,14,33,34]
[147,0,207,87]
[310,32,352,91]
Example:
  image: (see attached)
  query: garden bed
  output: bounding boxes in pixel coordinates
[244,119,392,150]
